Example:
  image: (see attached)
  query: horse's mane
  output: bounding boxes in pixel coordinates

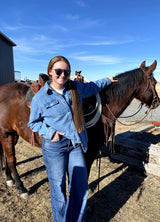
[100,68,144,103]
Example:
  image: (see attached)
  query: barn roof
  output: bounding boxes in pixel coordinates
[0,32,16,46]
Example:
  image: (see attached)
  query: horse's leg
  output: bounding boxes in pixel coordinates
[0,140,16,186]
[1,132,28,199]
[0,141,5,171]
[5,157,14,186]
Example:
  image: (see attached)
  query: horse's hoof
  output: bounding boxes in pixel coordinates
[6,180,14,187]
[20,192,29,199]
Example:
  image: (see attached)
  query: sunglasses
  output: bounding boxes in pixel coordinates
[54,69,71,77]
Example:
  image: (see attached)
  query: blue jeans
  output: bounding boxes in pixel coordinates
[42,137,89,222]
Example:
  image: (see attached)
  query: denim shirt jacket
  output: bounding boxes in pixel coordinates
[28,77,111,152]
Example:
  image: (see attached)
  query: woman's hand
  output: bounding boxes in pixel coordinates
[108,76,118,83]
[51,131,65,142]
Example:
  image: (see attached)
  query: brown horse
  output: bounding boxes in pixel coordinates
[0,60,159,199]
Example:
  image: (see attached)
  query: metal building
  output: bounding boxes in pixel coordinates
[0,32,16,86]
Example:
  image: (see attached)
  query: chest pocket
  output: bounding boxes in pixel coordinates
[43,99,67,117]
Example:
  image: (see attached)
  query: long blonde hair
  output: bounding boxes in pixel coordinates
[47,56,84,133]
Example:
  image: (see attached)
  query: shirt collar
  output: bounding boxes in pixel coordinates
[44,80,68,95]
[44,80,53,93]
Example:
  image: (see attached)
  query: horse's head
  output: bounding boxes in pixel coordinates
[26,74,49,108]
[136,60,160,109]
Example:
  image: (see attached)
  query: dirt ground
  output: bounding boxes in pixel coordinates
[0,119,160,222]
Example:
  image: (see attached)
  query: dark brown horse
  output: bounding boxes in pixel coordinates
[0,61,159,199]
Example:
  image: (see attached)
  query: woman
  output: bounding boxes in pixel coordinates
[28,56,117,222]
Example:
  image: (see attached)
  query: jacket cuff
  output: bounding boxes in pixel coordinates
[106,78,111,85]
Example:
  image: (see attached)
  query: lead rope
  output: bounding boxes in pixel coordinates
[97,150,102,192]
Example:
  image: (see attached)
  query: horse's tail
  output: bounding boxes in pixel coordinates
[0,142,5,172]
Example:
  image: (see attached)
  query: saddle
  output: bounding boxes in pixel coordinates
[72,72,116,152]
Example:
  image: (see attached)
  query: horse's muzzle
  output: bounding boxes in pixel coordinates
[150,97,160,109]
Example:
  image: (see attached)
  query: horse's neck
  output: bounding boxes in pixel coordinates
[103,84,137,119]
[117,95,134,117]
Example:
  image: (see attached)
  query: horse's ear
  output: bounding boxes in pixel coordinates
[145,60,157,74]
[140,61,146,69]
[39,74,49,87]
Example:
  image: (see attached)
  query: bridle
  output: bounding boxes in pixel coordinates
[102,70,159,154]
[139,69,159,109]
[105,70,159,127]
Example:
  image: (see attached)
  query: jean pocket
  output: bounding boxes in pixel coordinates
[51,134,64,143]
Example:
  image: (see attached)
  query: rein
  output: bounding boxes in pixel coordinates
[119,103,143,119]
[105,103,152,126]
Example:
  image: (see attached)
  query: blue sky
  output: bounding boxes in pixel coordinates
[1,0,160,81]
